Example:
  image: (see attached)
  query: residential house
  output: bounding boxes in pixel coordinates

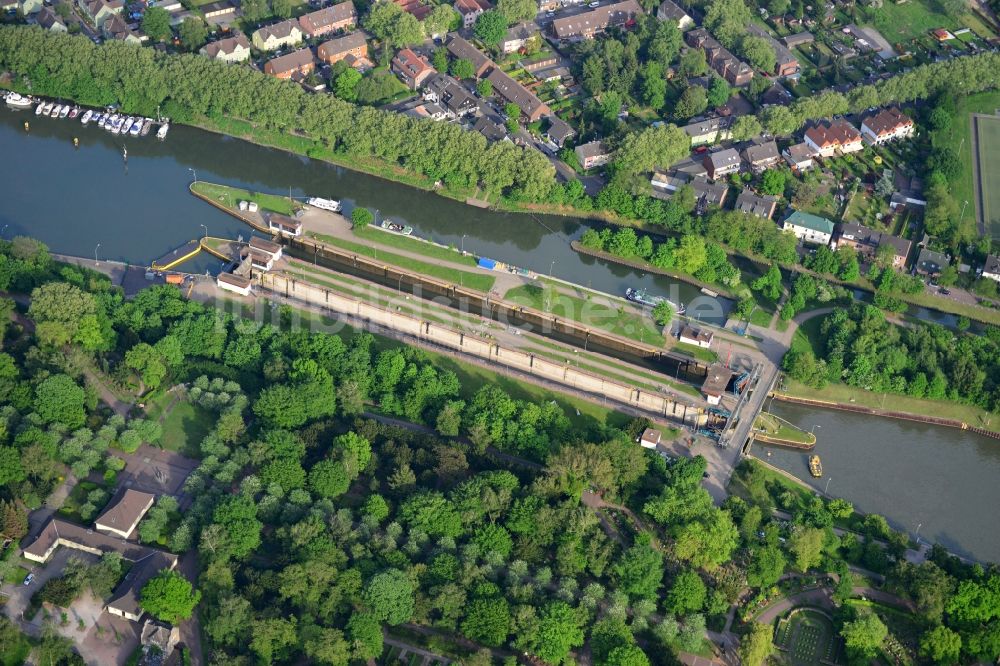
[742,140,780,172]
[915,248,949,276]
[392,48,435,89]
[486,67,550,122]
[502,22,538,54]
[102,14,142,44]
[735,190,777,219]
[268,214,303,237]
[639,428,662,449]
[201,0,237,21]
[834,222,911,269]
[685,28,753,86]
[545,116,575,147]
[783,142,815,172]
[217,272,252,296]
[576,141,613,170]
[35,7,68,31]
[704,147,741,180]
[783,31,813,48]
[264,48,316,79]
[393,0,432,21]
[23,516,180,622]
[747,23,798,77]
[446,34,493,78]
[94,489,156,539]
[679,325,713,348]
[650,172,728,211]
[803,119,863,157]
[455,0,490,28]
[408,102,449,121]
[423,73,478,117]
[551,0,643,40]
[317,31,368,65]
[701,364,733,406]
[474,115,508,142]
[889,191,927,210]
[17,0,40,14]
[252,19,303,52]
[782,210,835,245]
[200,32,252,62]
[982,255,1000,282]
[298,1,357,38]
[656,0,692,29]
[76,0,122,29]
[860,107,914,145]
[683,116,732,146]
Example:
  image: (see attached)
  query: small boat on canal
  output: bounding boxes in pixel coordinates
[625,287,686,315]
[140,118,152,136]
[156,122,169,140]
[80,109,93,125]
[380,220,413,235]
[4,92,34,109]
[306,197,342,212]
[809,455,823,478]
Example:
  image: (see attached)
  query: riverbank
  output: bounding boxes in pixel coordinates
[752,412,816,448]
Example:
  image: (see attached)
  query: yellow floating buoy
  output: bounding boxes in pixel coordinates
[23,121,29,132]
[73,137,79,147]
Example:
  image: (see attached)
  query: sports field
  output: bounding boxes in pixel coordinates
[974,113,1000,241]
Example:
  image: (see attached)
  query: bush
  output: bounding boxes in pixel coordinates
[118,430,142,453]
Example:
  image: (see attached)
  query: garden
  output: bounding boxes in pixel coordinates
[774,608,841,666]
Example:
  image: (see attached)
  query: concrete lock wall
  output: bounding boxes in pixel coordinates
[262,273,706,424]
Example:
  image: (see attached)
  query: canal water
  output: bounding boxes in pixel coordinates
[757,401,1000,563]
[0,107,729,321]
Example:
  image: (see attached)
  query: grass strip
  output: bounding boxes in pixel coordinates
[354,227,479,267]
[191,181,296,216]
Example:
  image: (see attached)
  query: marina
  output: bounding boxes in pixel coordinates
[5,92,170,140]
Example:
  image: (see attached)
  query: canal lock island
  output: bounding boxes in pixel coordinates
[3,0,1000,663]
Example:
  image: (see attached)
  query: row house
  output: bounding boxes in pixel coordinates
[742,140,780,173]
[783,210,835,245]
[501,22,539,54]
[683,116,732,146]
[545,116,575,147]
[455,0,490,28]
[298,2,357,38]
[36,7,68,31]
[650,172,729,212]
[486,67,550,122]
[656,0,692,30]
[200,32,252,63]
[782,142,815,172]
[685,28,753,86]
[575,141,613,170]
[834,222,911,269]
[550,0,642,40]
[252,20,302,52]
[423,73,478,117]
[735,190,778,220]
[446,34,493,78]
[392,0,433,21]
[746,23,798,77]
[392,48,436,90]
[317,31,368,65]
[803,119,863,157]
[264,48,316,79]
[860,107,914,145]
[704,147,740,180]
[77,0,122,28]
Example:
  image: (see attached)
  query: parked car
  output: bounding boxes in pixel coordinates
[23,573,34,586]
[588,1,599,6]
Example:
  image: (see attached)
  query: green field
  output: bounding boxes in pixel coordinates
[975,113,1000,241]
[353,227,479,267]
[866,1,993,46]
[191,181,297,216]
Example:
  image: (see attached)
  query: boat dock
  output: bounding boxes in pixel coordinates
[151,236,244,271]
[151,240,201,270]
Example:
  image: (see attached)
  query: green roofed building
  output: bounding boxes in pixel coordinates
[782,210,835,245]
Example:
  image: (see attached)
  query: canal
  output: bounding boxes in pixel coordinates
[757,400,1000,563]
[0,107,729,322]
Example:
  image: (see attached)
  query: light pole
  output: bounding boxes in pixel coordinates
[549,260,556,278]
[188,167,197,183]
[94,243,101,265]
[200,224,208,239]
[461,234,467,254]
[825,476,832,494]
[915,522,922,545]
[810,424,821,435]
[1,224,7,238]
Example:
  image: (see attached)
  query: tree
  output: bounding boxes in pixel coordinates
[497,0,536,22]
[606,645,650,666]
[920,625,962,664]
[335,68,363,101]
[739,622,774,666]
[424,3,459,36]
[665,571,707,615]
[679,49,707,77]
[752,265,782,300]
[760,169,786,196]
[674,85,708,120]
[364,569,414,625]
[841,610,887,661]
[704,0,751,48]
[613,125,689,176]
[747,545,786,589]
[348,613,383,659]
[474,10,508,45]
[240,0,268,21]
[29,282,106,350]
[516,601,584,665]
[0,499,27,540]
[613,534,664,600]
[707,76,731,108]
[462,597,510,646]
[303,625,351,666]
[140,570,201,624]
[251,617,298,664]
[211,495,262,560]
[308,459,351,498]
[451,58,476,80]
[651,301,674,326]
[141,7,172,41]
[476,79,493,97]
[35,374,86,429]
[731,114,763,141]
[788,526,824,572]
[741,35,776,73]
[673,510,739,570]
[351,207,374,229]
[178,17,208,51]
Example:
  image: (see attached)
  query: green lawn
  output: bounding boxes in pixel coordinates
[157,400,214,457]
[975,113,1000,241]
[2,563,28,585]
[191,181,297,216]
[865,1,992,46]
[754,412,816,446]
[353,227,479,268]
[309,233,496,292]
[503,284,666,345]
[674,341,719,363]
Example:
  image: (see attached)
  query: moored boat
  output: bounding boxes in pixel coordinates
[140,118,152,136]
[41,102,53,115]
[809,455,823,478]
[59,105,70,118]
[4,92,34,109]
[129,119,141,136]
[49,104,62,118]
[156,122,169,139]
[80,109,93,125]
[68,106,80,119]
[380,220,413,235]
[35,101,45,115]
[306,197,342,212]
[625,287,686,315]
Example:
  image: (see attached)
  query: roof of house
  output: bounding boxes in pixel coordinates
[218,272,252,288]
[917,248,949,272]
[656,0,688,20]
[255,19,301,42]
[784,142,815,162]
[685,28,752,80]
[268,213,303,230]
[94,489,155,536]
[785,210,835,235]
[984,254,1000,275]
[317,31,367,59]
[299,1,356,32]
[249,236,282,255]
[878,233,912,258]
[640,427,661,443]
[804,119,861,148]
[504,21,538,42]
[474,115,507,142]
[546,116,575,143]
[575,140,610,160]
[701,363,733,397]
[861,107,913,137]
[743,140,780,164]
[747,23,797,69]
[446,34,493,73]
[783,31,813,47]
[107,550,179,617]
[201,32,250,57]
[393,47,434,79]
[264,48,315,75]
[682,115,732,138]
[200,0,235,13]
[551,0,642,39]
[36,7,66,29]
[486,67,548,118]
[735,190,777,218]
[707,147,740,170]
[454,0,490,13]
[680,325,713,344]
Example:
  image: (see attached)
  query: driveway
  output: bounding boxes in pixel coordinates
[1,547,88,624]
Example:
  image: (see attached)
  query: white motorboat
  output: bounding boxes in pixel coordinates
[49,104,62,118]
[306,197,342,212]
[4,92,34,109]
[35,101,45,115]
[156,122,169,139]
[41,102,53,115]
[129,119,141,136]
[59,105,70,118]
[80,109,93,125]
[140,118,152,136]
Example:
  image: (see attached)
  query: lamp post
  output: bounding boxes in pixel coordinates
[200,224,208,239]
[825,476,832,495]
[94,243,101,265]
[915,522,922,545]
[461,234,467,254]
[188,167,197,183]
[549,260,556,278]
[811,424,821,435]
